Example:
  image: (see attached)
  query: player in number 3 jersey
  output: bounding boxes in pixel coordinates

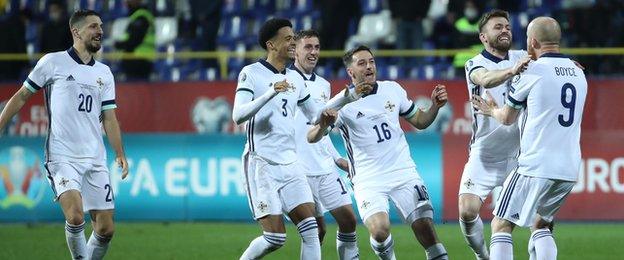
[473,17,587,260]
[0,10,128,260]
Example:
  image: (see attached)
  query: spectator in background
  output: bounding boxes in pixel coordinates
[0,8,30,81]
[114,0,155,80]
[40,0,72,53]
[389,0,431,67]
[318,0,360,75]
[188,0,222,69]
[452,0,483,76]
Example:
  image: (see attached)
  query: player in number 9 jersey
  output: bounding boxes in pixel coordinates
[472,17,587,260]
[309,45,449,260]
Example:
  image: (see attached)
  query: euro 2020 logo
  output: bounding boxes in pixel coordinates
[0,146,46,209]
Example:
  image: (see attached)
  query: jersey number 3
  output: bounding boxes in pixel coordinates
[558,83,576,127]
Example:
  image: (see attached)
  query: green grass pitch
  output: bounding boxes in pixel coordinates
[1,222,622,259]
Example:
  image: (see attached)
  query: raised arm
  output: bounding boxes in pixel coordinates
[470,56,531,88]
[0,86,34,132]
[102,109,129,179]
[232,79,289,125]
[405,85,448,130]
[299,83,372,124]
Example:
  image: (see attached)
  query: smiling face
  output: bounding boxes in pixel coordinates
[72,15,103,54]
[347,50,376,85]
[267,26,296,61]
[295,36,320,73]
[481,16,512,53]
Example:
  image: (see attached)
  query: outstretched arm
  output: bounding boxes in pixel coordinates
[102,109,129,179]
[406,85,448,129]
[470,56,531,88]
[299,83,372,124]
[0,86,34,132]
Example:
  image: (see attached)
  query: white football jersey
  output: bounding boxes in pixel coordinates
[236,60,311,164]
[24,48,116,165]
[465,50,527,159]
[334,81,417,184]
[292,67,339,176]
[506,53,587,181]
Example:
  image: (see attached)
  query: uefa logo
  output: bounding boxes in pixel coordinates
[0,146,46,209]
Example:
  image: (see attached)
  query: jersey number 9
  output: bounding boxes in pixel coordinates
[558,83,576,127]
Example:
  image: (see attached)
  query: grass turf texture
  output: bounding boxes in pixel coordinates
[1,222,621,259]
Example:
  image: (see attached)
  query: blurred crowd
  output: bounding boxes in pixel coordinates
[0,0,622,82]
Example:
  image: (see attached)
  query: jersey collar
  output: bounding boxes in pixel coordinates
[289,64,316,81]
[481,49,509,63]
[67,47,95,66]
[540,52,567,59]
[259,59,286,74]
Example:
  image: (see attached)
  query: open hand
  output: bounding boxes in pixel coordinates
[471,91,498,117]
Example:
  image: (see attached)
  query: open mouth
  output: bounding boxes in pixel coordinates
[93,35,102,42]
[498,35,510,42]
[307,56,317,63]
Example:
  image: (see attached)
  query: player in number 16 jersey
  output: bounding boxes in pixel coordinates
[309,45,449,260]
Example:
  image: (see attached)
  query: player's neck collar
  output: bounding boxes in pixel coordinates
[539,52,566,58]
[289,64,316,81]
[481,49,508,63]
[259,59,286,74]
[67,47,95,66]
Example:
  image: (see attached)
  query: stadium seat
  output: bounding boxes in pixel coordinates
[360,0,382,14]
[222,0,244,17]
[155,17,177,47]
[345,10,393,50]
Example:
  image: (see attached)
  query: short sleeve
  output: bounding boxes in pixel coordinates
[235,67,255,95]
[465,58,485,85]
[506,72,541,109]
[396,82,417,118]
[297,81,311,105]
[24,54,53,93]
[101,71,117,111]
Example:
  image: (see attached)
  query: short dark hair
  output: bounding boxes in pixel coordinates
[343,45,373,67]
[69,9,101,28]
[294,29,320,42]
[258,18,292,50]
[478,9,510,33]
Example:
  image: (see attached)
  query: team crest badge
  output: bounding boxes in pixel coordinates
[257,201,268,212]
[96,78,104,89]
[463,178,474,189]
[384,101,395,112]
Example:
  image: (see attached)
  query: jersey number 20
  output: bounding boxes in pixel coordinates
[558,83,576,127]
[78,94,93,113]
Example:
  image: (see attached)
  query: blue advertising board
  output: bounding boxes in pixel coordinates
[0,133,442,223]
